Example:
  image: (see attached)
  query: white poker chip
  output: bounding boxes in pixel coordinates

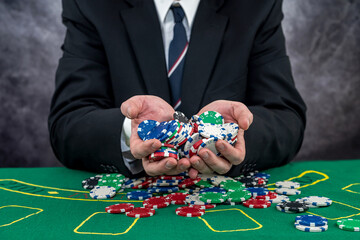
[294,223,328,232]
[297,196,332,207]
[198,123,226,139]
[183,133,203,158]
[270,194,290,203]
[210,175,234,186]
[185,193,206,205]
[275,181,301,189]
[198,173,218,181]
[223,123,239,140]
[89,186,117,199]
[197,137,221,156]
[275,187,301,196]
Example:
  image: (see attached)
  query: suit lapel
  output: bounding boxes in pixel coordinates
[120,0,171,103]
[180,0,228,116]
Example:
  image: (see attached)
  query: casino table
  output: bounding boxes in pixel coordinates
[1,160,360,240]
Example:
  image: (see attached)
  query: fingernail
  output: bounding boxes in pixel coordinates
[201,152,208,160]
[152,143,158,149]
[180,165,186,171]
[165,161,175,169]
[217,143,225,151]
[195,160,200,167]
[126,107,132,118]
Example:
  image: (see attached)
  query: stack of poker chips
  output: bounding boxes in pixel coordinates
[137,111,239,161]
[82,173,126,199]
[294,215,329,232]
[274,180,302,196]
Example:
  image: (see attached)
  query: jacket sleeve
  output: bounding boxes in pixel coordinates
[48,0,134,176]
[227,0,306,176]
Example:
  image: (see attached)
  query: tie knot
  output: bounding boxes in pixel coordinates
[171,5,185,23]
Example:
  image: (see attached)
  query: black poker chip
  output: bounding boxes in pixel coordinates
[173,111,189,123]
[278,201,309,213]
[82,176,101,190]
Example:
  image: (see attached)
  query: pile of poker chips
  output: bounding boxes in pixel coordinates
[82,173,126,199]
[274,181,302,196]
[294,215,329,232]
[137,111,239,161]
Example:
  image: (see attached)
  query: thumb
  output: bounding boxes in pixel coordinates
[121,97,142,119]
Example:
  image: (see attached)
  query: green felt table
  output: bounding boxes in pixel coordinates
[1,160,360,240]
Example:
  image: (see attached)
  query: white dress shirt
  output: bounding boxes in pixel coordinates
[122,0,200,174]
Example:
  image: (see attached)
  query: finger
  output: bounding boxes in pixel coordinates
[232,104,253,130]
[130,139,161,159]
[198,149,232,175]
[120,96,142,119]
[188,168,199,179]
[189,155,213,174]
[215,139,245,166]
[142,157,178,176]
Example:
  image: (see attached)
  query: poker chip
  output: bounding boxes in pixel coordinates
[143,196,170,209]
[89,186,116,199]
[295,215,328,227]
[270,194,290,203]
[173,111,189,123]
[82,176,100,190]
[127,190,152,200]
[105,203,134,214]
[100,173,125,181]
[152,179,180,187]
[298,196,332,207]
[198,123,226,139]
[254,172,271,179]
[199,111,224,125]
[179,177,201,188]
[183,133,203,158]
[294,223,328,232]
[256,191,277,200]
[149,151,179,161]
[275,187,301,195]
[246,187,269,197]
[144,121,169,142]
[196,137,221,156]
[185,193,206,205]
[242,199,271,208]
[220,180,245,192]
[337,219,360,232]
[210,175,233,186]
[275,181,300,189]
[137,120,160,140]
[278,201,309,213]
[159,175,184,180]
[236,176,258,187]
[199,187,227,194]
[199,192,228,204]
[226,190,252,202]
[195,180,213,188]
[189,204,216,210]
[176,206,205,217]
[198,173,218,181]
[147,186,179,193]
[126,207,155,218]
[166,192,189,205]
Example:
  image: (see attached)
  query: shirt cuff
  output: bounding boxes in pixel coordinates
[121,117,144,174]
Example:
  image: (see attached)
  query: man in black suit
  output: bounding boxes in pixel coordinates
[49,0,306,178]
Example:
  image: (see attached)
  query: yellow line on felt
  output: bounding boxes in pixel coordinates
[267,170,329,190]
[342,183,360,194]
[0,205,43,227]
[308,200,360,220]
[198,208,262,232]
[74,212,138,235]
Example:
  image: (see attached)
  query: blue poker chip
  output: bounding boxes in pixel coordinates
[163,120,180,139]
[155,179,180,184]
[126,190,152,200]
[137,120,160,140]
[199,187,227,194]
[295,215,328,227]
[147,186,179,193]
[246,187,269,196]
[144,121,169,141]
[254,172,271,179]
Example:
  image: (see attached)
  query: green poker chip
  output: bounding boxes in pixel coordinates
[101,173,126,181]
[199,192,228,204]
[220,180,245,192]
[195,180,213,188]
[227,190,252,202]
[199,111,224,125]
[337,219,360,231]
[97,179,123,191]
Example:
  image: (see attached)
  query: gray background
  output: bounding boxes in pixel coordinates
[0,0,359,168]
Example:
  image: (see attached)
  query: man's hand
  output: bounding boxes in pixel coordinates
[121,95,191,176]
[188,100,253,178]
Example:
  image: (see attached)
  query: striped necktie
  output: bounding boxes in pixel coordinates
[168,5,188,110]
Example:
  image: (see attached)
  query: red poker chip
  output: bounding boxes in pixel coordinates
[105,203,134,214]
[159,175,184,180]
[126,207,155,218]
[242,199,271,208]
[149,152,179,161]
[178,177,201,188]
[176,206,205,217]
[256,191,277,200]
[161,143,177,149]
[143,196,170,209]
[166,192,189,205]
[132,177,153,189]
[189,204,216,210]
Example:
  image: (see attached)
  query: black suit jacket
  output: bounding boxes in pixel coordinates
[49,0,306,177]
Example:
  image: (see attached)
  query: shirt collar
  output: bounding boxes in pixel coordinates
[154,0,200,27]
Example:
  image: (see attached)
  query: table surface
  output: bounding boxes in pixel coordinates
[1,160,360,240]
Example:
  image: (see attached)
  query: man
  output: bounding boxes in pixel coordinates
[49,0,306,178]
